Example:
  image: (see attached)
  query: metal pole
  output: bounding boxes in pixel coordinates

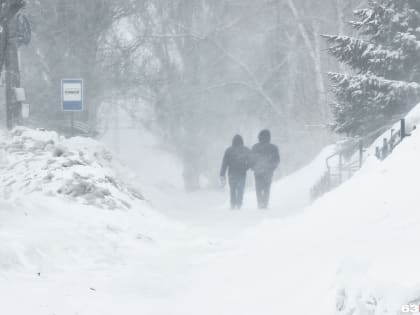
[401,119,406,140]
[327,168,331,191]
[114,101,119,153]
[71,111,74,137]
[338,153,343,184]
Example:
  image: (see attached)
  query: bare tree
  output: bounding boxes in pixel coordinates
[21,0,138,132]
[0,0,27,129]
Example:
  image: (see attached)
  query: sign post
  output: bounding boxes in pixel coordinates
[61,79,83,136]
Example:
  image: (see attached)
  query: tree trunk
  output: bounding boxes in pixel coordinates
[5,22,21,129]
[286,0,328,122]
[335,0,346,72]
[312,21,328,122]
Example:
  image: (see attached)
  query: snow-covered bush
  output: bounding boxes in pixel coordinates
[0,127,144,209]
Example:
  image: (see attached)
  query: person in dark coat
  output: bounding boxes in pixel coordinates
[220,135,252,209]
[252,130,280,209]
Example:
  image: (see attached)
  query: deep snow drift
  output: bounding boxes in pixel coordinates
[0,128,181,274]
[1,124,420,315]
[176,130,420,315]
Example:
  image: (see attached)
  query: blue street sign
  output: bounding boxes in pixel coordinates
[62,79,83,111]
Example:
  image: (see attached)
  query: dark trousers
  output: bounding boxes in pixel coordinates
[229,175,246,209]
[255,173,273,209]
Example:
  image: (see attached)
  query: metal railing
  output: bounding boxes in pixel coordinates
[311,119,411,201]
[375,119,412,160]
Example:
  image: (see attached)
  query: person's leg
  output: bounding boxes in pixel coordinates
[260,188,267,209]
[255,174,264,209]
[236,175,246,209]
[231,176,242,209]
[229,176,236,209]
[262,173,273,208]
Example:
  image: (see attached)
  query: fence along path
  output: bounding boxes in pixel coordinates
[311,119,415,201]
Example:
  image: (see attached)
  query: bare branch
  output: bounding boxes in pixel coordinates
[210,40,283,116]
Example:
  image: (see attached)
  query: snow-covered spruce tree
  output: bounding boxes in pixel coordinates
[324,0,420,136]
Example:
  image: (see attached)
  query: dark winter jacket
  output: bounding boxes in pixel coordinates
[220,135,252,178]
[252,130,280,175]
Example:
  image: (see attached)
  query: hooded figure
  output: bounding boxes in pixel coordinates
[220,135,252,209]
[252,130,280,209]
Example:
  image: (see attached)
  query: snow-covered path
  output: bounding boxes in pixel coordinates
[154,190,288,239]
[1,127,328,315]
[5,127,420,315]
[0,195,219,315]
[1,194,288,315]
[0,153,321,315]
[0,196,307,315]
[100,126,334,241]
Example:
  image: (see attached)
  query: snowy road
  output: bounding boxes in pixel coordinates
[5,130,420,315]
[1,127,326,315]
[0,193,291,315]
[0,127,343,315]
[1,177,330,315]
[154,189,293,239]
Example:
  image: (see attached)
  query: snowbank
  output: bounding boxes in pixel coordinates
[366,102,420,157]
[3,123,420,314]
[176,128,420,315]
[0,195,178,272]
[270,145,336,210]
[243,145,336,213]
[0,127,144,210]
[0,128,184,274]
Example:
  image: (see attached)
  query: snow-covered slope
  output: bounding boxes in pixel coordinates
[0,195,178,272]
[366,102,420,157]
[2,123,420,315]
[243,145,336,213]
[174,129,420,314]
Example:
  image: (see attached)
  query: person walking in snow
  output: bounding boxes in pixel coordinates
[251,130,280,209]
[220,135,252,210]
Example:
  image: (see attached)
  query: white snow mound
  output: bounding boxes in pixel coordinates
[0,127,144,209]
[0,129,182,274]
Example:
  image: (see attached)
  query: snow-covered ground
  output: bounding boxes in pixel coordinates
[1,122,420,314]
[101,119,335,239]
[0,128,145,209]
[0,128,186,278]
[172,130,420,315]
